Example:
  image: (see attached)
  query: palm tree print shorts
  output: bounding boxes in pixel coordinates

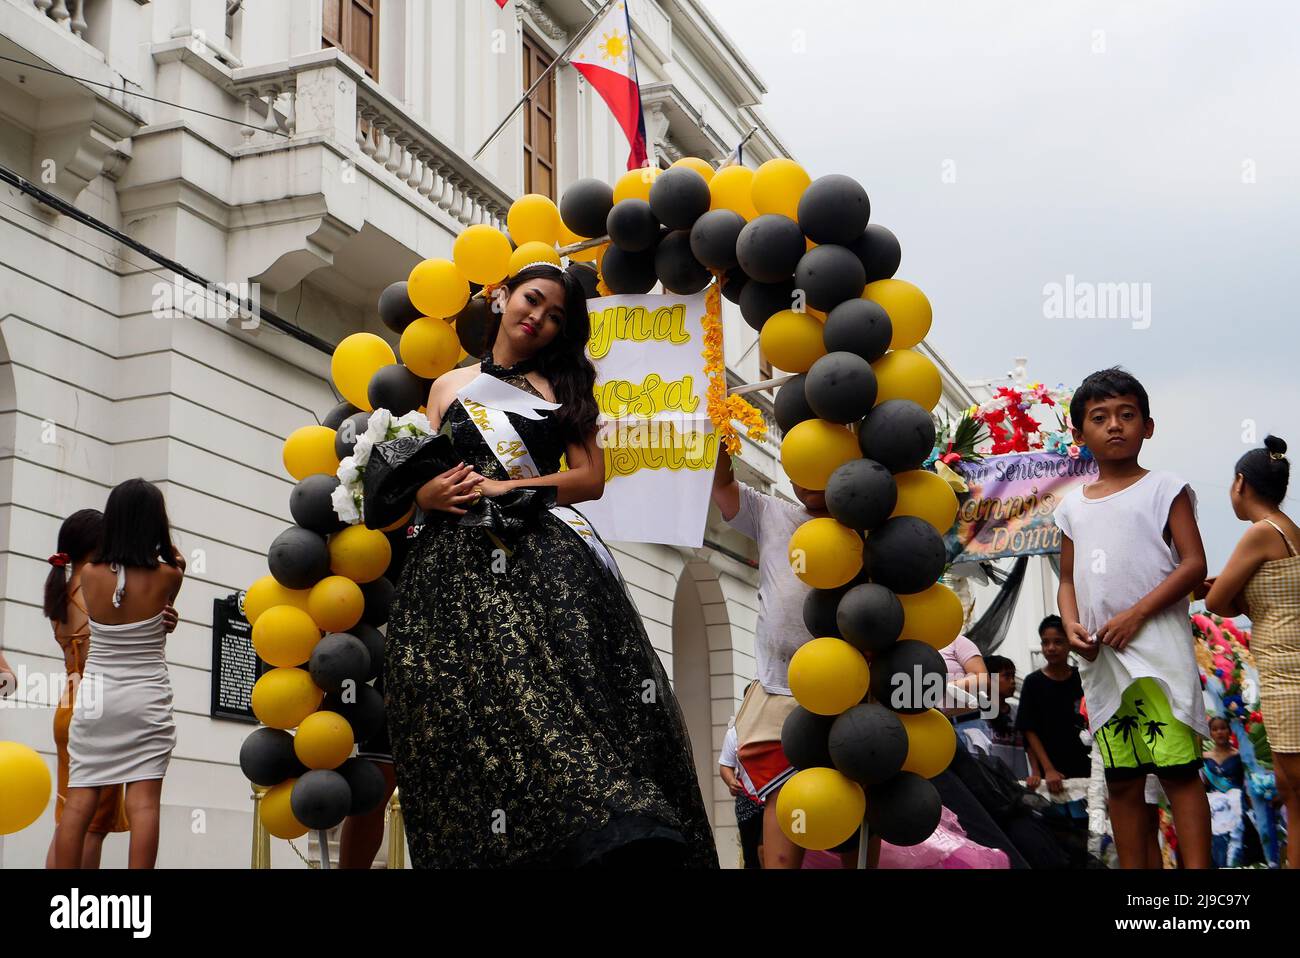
[1095,677,1203,782]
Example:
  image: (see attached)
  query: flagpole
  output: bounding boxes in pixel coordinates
[718,127,759,169]
[473,0,620,161]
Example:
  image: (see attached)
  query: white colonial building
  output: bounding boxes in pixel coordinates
[0,0,1021,868]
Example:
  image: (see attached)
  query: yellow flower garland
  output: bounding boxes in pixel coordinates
[702,276,767,455]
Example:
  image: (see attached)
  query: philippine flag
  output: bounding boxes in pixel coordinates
[569,2,649,170]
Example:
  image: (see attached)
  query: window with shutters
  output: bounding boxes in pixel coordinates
[522,31,557,199]
[323,0,380,80]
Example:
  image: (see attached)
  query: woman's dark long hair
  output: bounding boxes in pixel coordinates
[1235,435,1289,506]
[43,509,104,623]
[488,263,599,446]
[94,479,179,570]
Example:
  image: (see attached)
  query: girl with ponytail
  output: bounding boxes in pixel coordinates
[1204,436,1300,868]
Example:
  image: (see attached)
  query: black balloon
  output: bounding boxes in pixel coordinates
[829,703,908,785]
[803,583,852,639]
[836,583,904,655]
[289,474,345,536]
[291,770,352,830]
[359,576,394,627]
[567,261,601,300]
[454,296,494,359]
[367,364,429,418]
[739,278,795,332]
[239,727,305,786]
[322,681,385,741]
[845,224,902,284]
[378,281,422,334]
[804,351,878,424]
[337,756,388,815]
[322,401,359,430]
[689,209,746,270]
[335,410,371,460]
[797,174,871,246]
[606,199,661,252]
[268,526,330,590]
[560,177,615,239]
[781,706,836,771]
[308,632,371,694]
[655,229,712,294]
[823,298,893,363]
[825,457,897,531]
[794,245,866,312]
[866,772,942,846]
[773,373,817,433]
[648,166,711,230]
[735,214,805,284]
[870,639,947,714]
[600,244,659,294]
[720,267,748,304]
[859,399,937,473]
[350,622,386,681]
[863,515,947,595]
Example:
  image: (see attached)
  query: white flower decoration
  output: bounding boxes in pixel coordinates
[330,481,361,525]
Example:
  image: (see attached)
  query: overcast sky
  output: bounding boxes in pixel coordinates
[708,0,1300,569]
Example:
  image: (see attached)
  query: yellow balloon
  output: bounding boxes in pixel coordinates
[331,333,396,412]
[898,583,965,651]
[863,279,933,350]
[891,469,959,533]
[672,156,715,183]
[328,525,392,584]
[251,668,324,729]
[508,240,562,276]
[613,166,661,204]
[775,767,866,850]
[780,419,861,490]
[407,258,470,319]
[453,224,512,285]
[751,158,811,220]
[899,708,957,778]
[244,575,310,626]
[0,741,51,835]
[759,309,827,373]
[261,779,309,839]
[293,710,355,770]
[507,193,562,247]
[252,605,321,668]
[399,316,460,380]
[788,518,863,589]
[306,575,365,633]
[708,164,758,220]
[282,425,340,482]
[872,349,942,411]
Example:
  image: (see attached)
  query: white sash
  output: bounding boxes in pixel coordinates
[455,375,620,577]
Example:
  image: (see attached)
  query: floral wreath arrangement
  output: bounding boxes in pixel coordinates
[1192,612,1268,742]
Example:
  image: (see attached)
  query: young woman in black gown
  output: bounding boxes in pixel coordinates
[384,263,718,868]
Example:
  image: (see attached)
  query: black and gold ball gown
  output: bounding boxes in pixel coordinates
[384,358,718,868]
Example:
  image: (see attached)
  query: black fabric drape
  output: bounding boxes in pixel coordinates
[967,555,1030,655]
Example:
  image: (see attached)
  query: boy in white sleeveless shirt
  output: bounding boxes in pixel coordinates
[1054,367,1212,868]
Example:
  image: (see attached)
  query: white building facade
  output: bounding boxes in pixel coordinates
[0,0,1022,868]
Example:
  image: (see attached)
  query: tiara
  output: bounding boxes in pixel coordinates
[518,261,565,274]
[1270,451,1286,461]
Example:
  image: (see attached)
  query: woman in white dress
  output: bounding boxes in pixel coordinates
[53,479,185,869]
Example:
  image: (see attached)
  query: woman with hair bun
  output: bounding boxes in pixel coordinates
[1204,435,1300,867]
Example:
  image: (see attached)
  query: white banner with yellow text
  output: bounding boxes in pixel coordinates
[580,292,718,547]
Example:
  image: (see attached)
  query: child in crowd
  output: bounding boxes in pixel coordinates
[1054,368,1211,868]
[1016,615,1091,791]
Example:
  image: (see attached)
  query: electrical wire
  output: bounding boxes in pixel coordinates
[0,52,288,138]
